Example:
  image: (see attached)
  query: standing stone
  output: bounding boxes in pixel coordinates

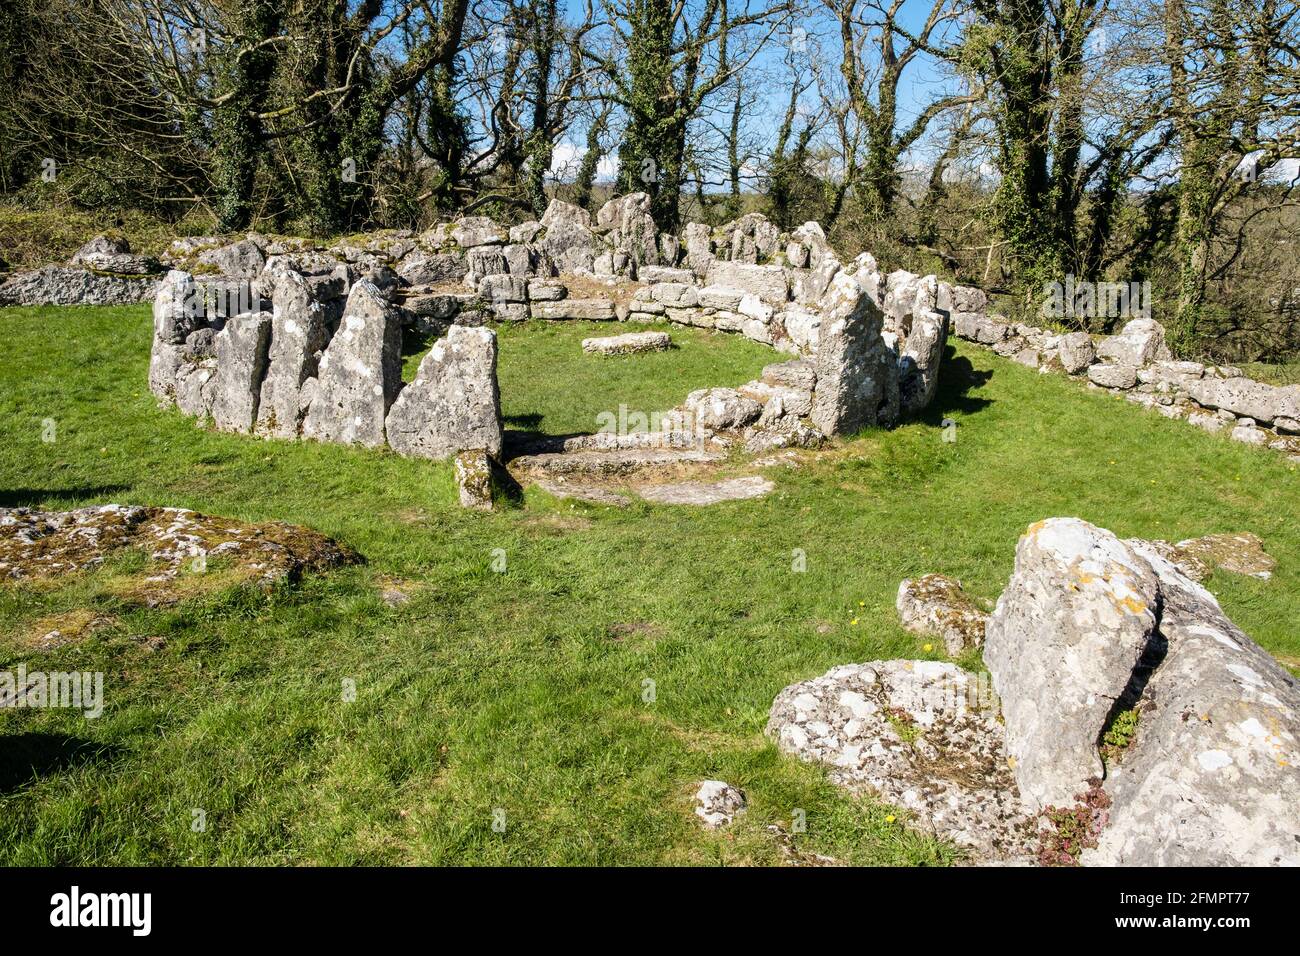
[596,192,660,271]
[540,199,602,273]
[810,272,890,436]
[256,270,330,438]
[385,325,502,460]
[302,281,403,448]
[983,518,1162,811]
[210,312,273,433]
[149,270,205,404]
[683,222,713,278]
[898,308,947,415]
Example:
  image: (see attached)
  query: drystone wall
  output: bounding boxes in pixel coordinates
[142,196,963,472]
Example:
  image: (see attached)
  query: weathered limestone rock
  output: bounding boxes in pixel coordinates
[0,266,159,307]
[694,781,747,829]
[527,279,566,301]
[397,251,468,286]
[198,237,266,279]
[1145,531,1277,582]
[636,475,774,505]
[763,358,817,391]
[596,192,659,270]
[767,660,1035,861]
[639,266,694,284]
[0,504,356,588]
[256,270,330,438]
[454,449,496,510]
[682,222,714,278]
[984,518,1162,811]
[683,387,762,430]
[704,261,789,305]
[1057,331,1096,375]
[882,270,923,330]
[582,331,671,355]
[722,212,781,263]
[149,270,207,403]
[302,281,403,448]
[385,325,502,460]
[896,574,989,655]
[1231,422,1269,445]
[898,309,947,414]
[810,272,890,435]
[1082,539,1300,866]
[174,360,218,418]
[530,298,617,321]
[650,282,698,307]
[791,256,843,306]
[1095,318,1170,368]
[210,312,273,433]
[1087,363,1138,389]
[69,234,130,265]
[451,216,506,248]
[1187,376,1287,425]
[477,273,528,304]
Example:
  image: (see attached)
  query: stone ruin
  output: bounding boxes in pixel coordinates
[767,516,1300,866]
[145,196,970,504]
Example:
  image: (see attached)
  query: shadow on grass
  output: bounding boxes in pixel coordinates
[0,733,122,794]
[924,347,994,422]
[0,486,133,508]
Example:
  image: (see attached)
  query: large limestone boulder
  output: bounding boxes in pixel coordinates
[721,212,781,263]
[682,387,762,431]
[255,269,331,438]
[810,272,891,435]
[984,518,1162,812]
[210,312,273,433]
[1057,331,1096,374]
[302,281,403,448]
[1095,318,1171,368]
[385,325,502,460]
[1083,539,1300,866]
[450,216,506,248]
[1187,376,1288,425]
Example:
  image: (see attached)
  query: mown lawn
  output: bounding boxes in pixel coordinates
[0,304,1296,865]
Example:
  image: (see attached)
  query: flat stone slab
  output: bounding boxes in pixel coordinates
[767,660,1035,862]
[510,447,726,479]
[634,475,774,505]
[534,479,632,507]
[582,331,671,355]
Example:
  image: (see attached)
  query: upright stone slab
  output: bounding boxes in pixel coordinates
[983,518,1162,811]
[385,325,502,460]
[256,269,330,438]
[210,312,273,433]
[302,281,402,448]
[810,272,890,435]
[149,270,205,404]
[898,308,948,414]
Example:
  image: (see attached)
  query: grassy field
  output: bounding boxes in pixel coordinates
[1,304,1297,866]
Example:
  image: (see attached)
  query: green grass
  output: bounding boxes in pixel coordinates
[1,304,1298,865]
[1238,360,1300,386]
